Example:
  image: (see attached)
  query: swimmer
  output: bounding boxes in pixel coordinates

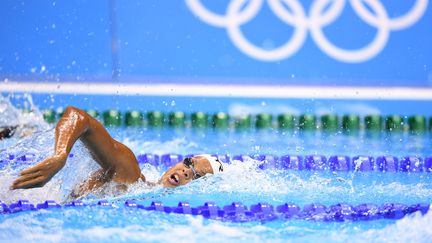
[0,96,48,139]
[10,106,224,197]
[0,126,16,140]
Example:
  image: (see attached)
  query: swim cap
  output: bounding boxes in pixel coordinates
[197,154,224,174]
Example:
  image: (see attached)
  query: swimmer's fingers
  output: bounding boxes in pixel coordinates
[12,171,42,187]
[12,166,52,189]
[19,162,46,175]
[20,155,66,176]
[11,175,46,189]
[12,155,66,189]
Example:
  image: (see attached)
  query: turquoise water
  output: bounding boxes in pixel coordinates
[1,96,432,242]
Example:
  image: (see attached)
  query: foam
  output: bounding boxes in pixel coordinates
[323,212,432,242]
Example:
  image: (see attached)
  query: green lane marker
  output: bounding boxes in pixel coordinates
[86,109,100,119]
[169,111,185,127]
[342,114,360,131]
[429,117,432,131]
[365,115,382,130]
[234,114,251,129]
[103,110,121,127]
[278,114,296,129]
[256,113,273,129]
[191,112,208,128]
[321,114,339,130]
[385,115,404,131]
[299,114,316,130]
[125,111,143,127]
[212,112,229,128]
[408,115,426,132]
[42,109,56,124]
[47,108,432,135]
[147,111,165,127]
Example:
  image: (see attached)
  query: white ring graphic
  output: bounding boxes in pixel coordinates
[226,0,308,61]
[310,0,390,62]
[185,0,429,63]
[185,0,264,27]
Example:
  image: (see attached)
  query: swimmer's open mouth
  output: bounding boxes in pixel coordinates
[168,173,180,186]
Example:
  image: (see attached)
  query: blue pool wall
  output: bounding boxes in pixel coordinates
[0,0,431,87]
[4,94,431,117]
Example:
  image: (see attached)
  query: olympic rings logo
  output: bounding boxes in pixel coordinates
[185,0,428,63]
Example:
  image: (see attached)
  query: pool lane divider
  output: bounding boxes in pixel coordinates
[2,153,432,172]
[0,199,429,223]
[136,154,432,173]
[40,109,432,133]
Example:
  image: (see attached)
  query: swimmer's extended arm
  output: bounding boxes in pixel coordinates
[11,106,142,189]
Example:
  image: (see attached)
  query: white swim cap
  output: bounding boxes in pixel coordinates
[197,154,224,174]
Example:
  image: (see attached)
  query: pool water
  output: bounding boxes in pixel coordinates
[1,96,432,242]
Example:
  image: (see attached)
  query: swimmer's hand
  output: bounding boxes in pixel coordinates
[11,154,67,189]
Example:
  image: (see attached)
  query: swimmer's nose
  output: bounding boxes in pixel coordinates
[182,168,193,180]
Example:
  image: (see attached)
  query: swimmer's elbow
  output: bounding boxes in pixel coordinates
[62,106,91,124]
[63,106,86,118]
[63,106,80,115]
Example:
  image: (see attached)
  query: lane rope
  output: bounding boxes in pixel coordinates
[1,199,429,223]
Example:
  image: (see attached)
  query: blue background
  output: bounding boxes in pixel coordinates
[0,0,431,87]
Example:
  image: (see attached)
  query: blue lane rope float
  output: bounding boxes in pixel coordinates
[2,153,432,172]
[0,199,429,223]
[135,153,432,172]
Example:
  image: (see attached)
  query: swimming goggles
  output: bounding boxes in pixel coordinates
[183,157,203,180]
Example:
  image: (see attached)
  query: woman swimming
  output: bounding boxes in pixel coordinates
[10,106,223,197]
[0,126,16,140]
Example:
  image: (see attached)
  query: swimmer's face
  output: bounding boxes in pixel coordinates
[160,156,214,188]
